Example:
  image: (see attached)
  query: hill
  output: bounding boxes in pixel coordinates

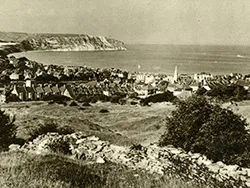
[0,31,126,56]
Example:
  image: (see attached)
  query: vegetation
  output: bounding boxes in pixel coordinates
[28,121,74,141]
[42,94,71,103]
[0,151,210,188]
[159,96,250,167]
[46,137,72,155]
[141,91,177,106]
[197,84,250,102]
[0,110,16,151]
[77,93,127,105]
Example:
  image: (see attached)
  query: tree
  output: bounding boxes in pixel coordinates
[193,106,249,163]
[195,87,207,96]
[159,96,250,166]
[159,96,213,150]
[0,110,16,151]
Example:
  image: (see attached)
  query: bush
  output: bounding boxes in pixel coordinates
[141,91,177,106]
[99,109,109,113]
[206,84,248,102]
[6,94,21,102]
[69,101,78,106]
[159,96,250,166]
[195,87,207,96]
[0,110,16,151]
[82,102,91,106]
[46,138,71,155]
[28,121,74,141]
[42,95,70,103]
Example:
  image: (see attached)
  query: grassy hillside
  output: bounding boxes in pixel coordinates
[0,150,210,188]
[1,101,174,146]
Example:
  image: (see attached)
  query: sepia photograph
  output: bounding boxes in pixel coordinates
[0,0,250,187]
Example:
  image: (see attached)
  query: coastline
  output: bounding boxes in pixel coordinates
[0,31,127,57]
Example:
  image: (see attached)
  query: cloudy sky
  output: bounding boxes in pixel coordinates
[0,0,250,45]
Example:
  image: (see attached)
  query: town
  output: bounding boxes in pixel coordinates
[0,55,249,103]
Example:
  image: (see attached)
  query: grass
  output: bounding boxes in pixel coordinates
[3,101,250,187]
[0,150,211,188]
[1,101,174,145]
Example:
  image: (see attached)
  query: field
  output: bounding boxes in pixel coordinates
[1,101,175,146]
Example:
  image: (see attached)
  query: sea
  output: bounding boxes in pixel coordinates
[12,44,250,75]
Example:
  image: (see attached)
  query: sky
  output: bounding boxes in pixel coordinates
[0,0,250,45]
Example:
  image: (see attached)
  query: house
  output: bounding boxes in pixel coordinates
[59,85,75,99]
[0,93,6,103]
[175,90,192,100]
[103,90,110,96]
[43,85,52,96]
[51,85,60,95]
[189,82,200,92]
[133,84,156,98]
[194,72,213,82]
[203,85,211,91]
[236,79,249,90]
[9,73,19,80]
[11,85,26,100]
[25,87,36,100]
[0,88,6,103]
[167,84,176,92]
[136,74,145,83]
[64,86,75,99]
[173,88,183,96]
[34,86,44,99]
[145,75,155,84]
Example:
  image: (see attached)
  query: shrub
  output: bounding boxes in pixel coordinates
[0,110,16,151]
[159,96,250,166]
[141,91,177,106]
[110,96,121,103]
[69,101,78,106]
[206,84,248,102]
[57,126,74,135]
[99,109,109,113]
[82,102,91,106]
[6,94,21,102]
[42,94,70,103]
[28,121,74,141]
[195,87,207,96]
[28,121,58,141]
[46,138,71,155]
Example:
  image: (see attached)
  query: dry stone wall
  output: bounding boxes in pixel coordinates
[12,132,250,188]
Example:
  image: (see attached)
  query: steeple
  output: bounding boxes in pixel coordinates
[173,65,178,82]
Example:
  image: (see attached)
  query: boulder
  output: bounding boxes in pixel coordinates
[96,156,105,164]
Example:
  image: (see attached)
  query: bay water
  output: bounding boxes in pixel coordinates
[13,44,250,75]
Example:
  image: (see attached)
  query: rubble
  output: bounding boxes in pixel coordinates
[18,132,250,187]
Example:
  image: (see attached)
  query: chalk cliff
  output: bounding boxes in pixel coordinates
[0,32,126,55]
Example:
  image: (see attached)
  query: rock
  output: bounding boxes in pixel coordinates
[8,144,20,151]
[225,164,239,172]
[216,161,225,168]
[17,131,250,187]
[96,156,105,164]
[87,136,99,141]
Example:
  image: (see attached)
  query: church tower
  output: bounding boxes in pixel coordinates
[173,65,178,82]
